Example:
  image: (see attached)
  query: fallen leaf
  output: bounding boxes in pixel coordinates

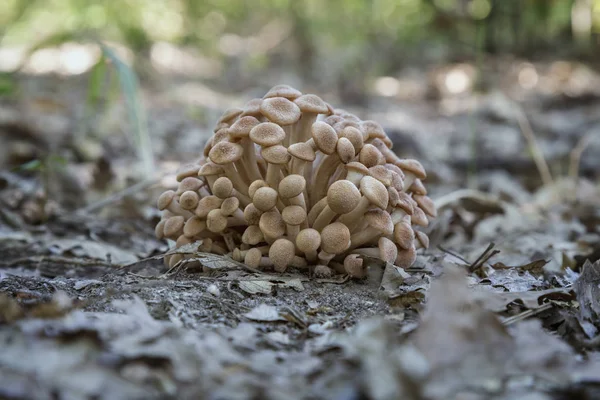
[243,304,287,322]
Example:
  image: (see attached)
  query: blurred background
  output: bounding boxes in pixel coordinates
[0,0,599,222]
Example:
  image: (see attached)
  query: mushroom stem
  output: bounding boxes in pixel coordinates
[266,164,281,189]
[307,197,330,226]
[350,248,379,258]
[349,227,382,250]
[336,196,369,231]
[310,155,342,205]
[403,172,416,192]
[312,206,337,232]
[293,112,319,144]
[239,138,263,181]
[221,164,249,197]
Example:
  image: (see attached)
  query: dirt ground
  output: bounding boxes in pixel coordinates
[1,58,600,399]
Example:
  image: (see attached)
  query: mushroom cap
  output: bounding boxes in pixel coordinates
[282,205,307,226]
[336,137,355,164]
[157,190,176,210]
[325,115,343,126]
[260,97,302,125]
[195,195,223,218]
[378,237,398,264]
[369,165,393,186]
[311,121,338,155]
[176,164,201,182]
[395,191,414,215]
[359,176,389,209]
[164,216,185,237]
[259,210,286,239]
[217,107,243,125]
[269,238,296,272]
[327,180,361,214]
[413,195,437,218]
[250,122,286,147]
[207,208,227,232]
[346,161,369,175]
[394,220,415,249]
[212,177,234,199]
[220,196,240,216]
[296,228,321,253]
[288,142,316,162]
[339,126,364,152]
[261,144,290,165]
[395,245,417,269]
[184,216,206,237]
[240,98,263,117]
[198,162,224,177]
[243,203,263,225]
[253,187,278,211]
[415,230,430,249]
[395,159,427,180]
[212,128,230,145]
[155,219,166,239]
[179,191,200,210]
[385,163,405,178]
[244,247,263,268]
[409,179,428,196]
[242,225,264,245]
[209,141,243,165]
[294,94,329,114]
[278,174,306,199]
[344,254,366,278]
[248,180,268,198]
[388,187,400,207]
[177,177,204,194]
[333,120,361,135]
[364,209,394,235]
[361,120,386,140]
[411,206,429,227]
[229,116,260,139]
[359,144,384,168]
[391,172,404,192]
[321,222,351,254]
[263,84,302,100]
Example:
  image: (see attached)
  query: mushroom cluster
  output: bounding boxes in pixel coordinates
[155,85,436,277]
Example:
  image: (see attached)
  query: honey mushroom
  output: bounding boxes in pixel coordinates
[155,84,435,275]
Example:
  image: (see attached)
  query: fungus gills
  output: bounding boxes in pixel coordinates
[155,84,435,275]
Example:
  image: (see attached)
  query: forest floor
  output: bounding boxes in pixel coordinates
[1,58,600,399]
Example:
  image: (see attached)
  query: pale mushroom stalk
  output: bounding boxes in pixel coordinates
[349,228,385,249]
[221,163,250,197]
[307,197,329,226]
[240,139,263,181]
[336,197,370,230]
[310,155,342,205]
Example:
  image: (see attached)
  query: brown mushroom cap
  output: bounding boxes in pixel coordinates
[242,225,264,245]
[244,247,263,268]
[360,176,389,209]
[344,254,366,278]
[157,190,177,211]
[240,98,263,118]
[359,144,384,168]
[220,196,240,216]
[250,122,286,147]
[282,205,307,226]
[198,162,224,178]
[361,120,386,140]
[212,128,230,145]
[248,180,268,198]
[394,220,415,250]
[411,206,429,227]
[176,164,201,182]
[364,209,394,235]
[396,245,417,269]
[155,219,166,239]
[294,94,329,114]
[378,237,398,263]
[339,126,364,153]
[413,195,437,218]
[288,142,316,162]
[321,222,351,254]
[183,216,206,237]
[396,159,427,180]
[177,177,204,194]
[269,238,296,272]
[179,191,200,210]
[253,187,279,211]
[261,144,290,165]
[164,216,185,238]
[228,116,260,140]
[278,174,306,199]
[263,84,302,100]
[207,208,228,232]
[296,228,321,254]
[209,141,243,165]
[259,210,286,239]
[311,121,338,155]
[395,192,414,215]
[195,195,223,218]
[327,180,361,214]
[217,107,243,125]
[369,165,393,186]
[409,179,428,196]
[415,230,430,249]
[244,203,263,225]
[260,97,302,125]
[336,137,355,164]
[213,177,234,199]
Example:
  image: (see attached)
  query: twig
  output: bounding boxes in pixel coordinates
[513,104,554,187]
[437,245,470,265]
[568,132,593,180]
[502,303,553,326]
[469,242,499,272]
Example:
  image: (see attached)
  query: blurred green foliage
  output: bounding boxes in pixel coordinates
[0,0,598,80]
